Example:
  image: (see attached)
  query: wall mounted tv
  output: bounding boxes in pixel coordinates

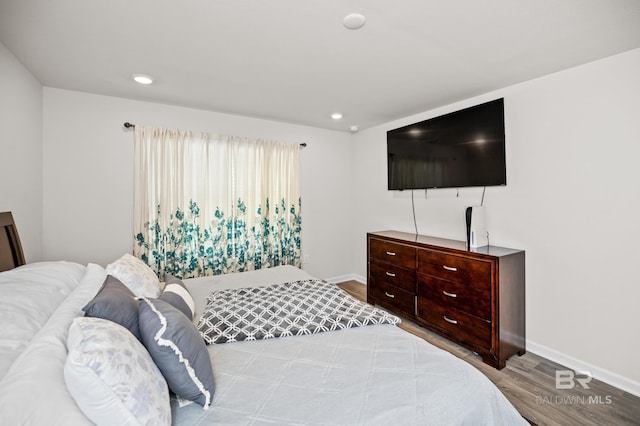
[387,98,506,190]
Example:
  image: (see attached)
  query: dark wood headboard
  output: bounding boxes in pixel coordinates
[0,211,26,272]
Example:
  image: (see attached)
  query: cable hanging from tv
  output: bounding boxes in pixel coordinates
[123,122,307,147]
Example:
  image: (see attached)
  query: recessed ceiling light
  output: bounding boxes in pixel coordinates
[331,112,343,120]
[343,13,366,30]
[132,74,154,85]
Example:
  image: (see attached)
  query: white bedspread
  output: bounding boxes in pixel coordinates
[174,323,526,425]
[176,266,527,425]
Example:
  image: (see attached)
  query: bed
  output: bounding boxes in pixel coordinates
[0,212,527,425]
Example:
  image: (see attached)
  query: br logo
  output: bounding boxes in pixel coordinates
[555,370,592,389]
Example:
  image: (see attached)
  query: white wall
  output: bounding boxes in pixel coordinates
[0,42,43,262]
[42,88,354,279]
[351,49,640,393]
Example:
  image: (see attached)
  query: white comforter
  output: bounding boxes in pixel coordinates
[0,261,86,380]
[0,262,106,425]
[0,263,527,425]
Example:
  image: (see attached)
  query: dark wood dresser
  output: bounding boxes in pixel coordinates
[367,230,525,369]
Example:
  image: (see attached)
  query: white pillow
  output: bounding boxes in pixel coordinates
[106,253,161,298]
[64,317,171,426]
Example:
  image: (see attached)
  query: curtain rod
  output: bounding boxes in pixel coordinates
[124,122,307,147]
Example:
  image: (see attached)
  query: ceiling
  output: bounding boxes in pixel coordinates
[1,1,639,132]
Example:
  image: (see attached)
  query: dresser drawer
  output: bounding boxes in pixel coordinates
[369,279,415,317]
[369,238,416,270]
[417,249,491,290]
[417,300,491,350]
[417,274,491,321]
[369,259,415,293]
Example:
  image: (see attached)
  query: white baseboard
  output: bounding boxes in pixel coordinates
[325,274,366,284]
[526,340,640,397]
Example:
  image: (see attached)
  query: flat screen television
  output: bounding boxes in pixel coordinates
[387,98,506,190]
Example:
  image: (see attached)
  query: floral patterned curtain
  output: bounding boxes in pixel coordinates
[133,125,301,279]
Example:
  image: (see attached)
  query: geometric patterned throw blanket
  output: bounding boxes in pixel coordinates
[197,279,400,344]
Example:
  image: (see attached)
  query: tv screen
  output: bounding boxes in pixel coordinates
[387,98,506,190]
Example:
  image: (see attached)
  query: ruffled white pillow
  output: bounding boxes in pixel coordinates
[64,317,171,426]
[106,253,161,298]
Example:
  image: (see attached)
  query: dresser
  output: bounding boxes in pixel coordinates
[367,230,525,369]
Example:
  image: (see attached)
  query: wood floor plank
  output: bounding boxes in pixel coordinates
[337,280,640,426]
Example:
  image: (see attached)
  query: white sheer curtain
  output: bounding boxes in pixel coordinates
[133,125,301,279]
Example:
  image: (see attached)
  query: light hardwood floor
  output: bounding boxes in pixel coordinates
[337,280,640,426]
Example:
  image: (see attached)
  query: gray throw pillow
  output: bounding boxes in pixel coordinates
[160,275,195,320]
[138,297,214,409]
[82,275,141,340]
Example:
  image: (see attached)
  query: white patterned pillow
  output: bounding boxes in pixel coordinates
[106,253,161,298]
[64,317,171,426]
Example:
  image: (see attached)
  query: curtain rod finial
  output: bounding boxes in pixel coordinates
[124,122,135,129]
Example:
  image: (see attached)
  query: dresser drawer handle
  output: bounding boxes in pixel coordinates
[385,271,396,277]
[444,315,458,325]
[386,251,396,256]
[443,265,457,272]
[443,290,457,298]
[384,292,395,299]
